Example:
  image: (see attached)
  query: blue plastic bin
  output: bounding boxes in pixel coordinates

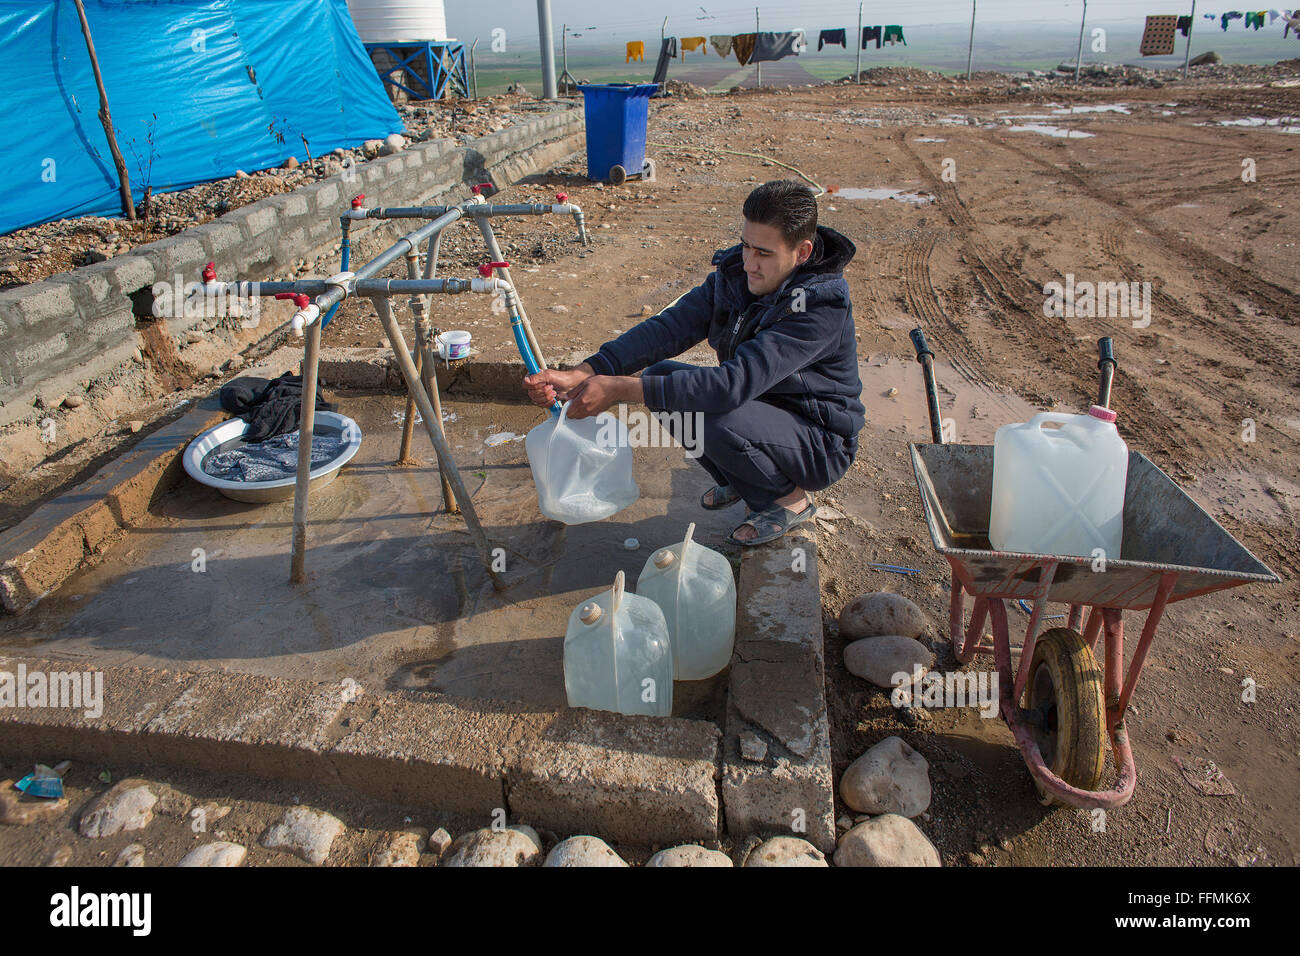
[578,83,659,183]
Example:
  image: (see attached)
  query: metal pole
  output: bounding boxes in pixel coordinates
[373,296,504,589]
[562,23,568,75]
[1074,0,1087,83]
[474,217,548,369]
[755,8,761,88]
[290,320,322,583]
[966,0,976,80]
[855,3,862,84]
[1181,0,1197,80]
[470,38,478,99]
[537,0,557,100]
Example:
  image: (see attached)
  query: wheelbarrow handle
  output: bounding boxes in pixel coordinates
[909,327,944,444]
[1097,336,1117,409]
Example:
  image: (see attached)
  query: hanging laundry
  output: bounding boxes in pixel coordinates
[1267,9,1282,23]
[883,25,907,45]
[752,31,803,63]
[819,28,847,50]
[710,34,734,58]
[862,25,882,49]
[1244,11,1265,28]
[1177,14,1192,36]
[1140,15,1178,54]
[626,40,645,63]
[682,36,707,56]
[1287,12,1300,36]
[1221,11,1244,30]
[652,38,675,86]
[733,33,758,67]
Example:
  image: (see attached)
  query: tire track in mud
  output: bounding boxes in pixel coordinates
[1003,141,1300,317]
[900,230,984,388]
[891,129,1201,464]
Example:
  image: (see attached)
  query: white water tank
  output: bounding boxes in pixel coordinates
[345,0,451,43]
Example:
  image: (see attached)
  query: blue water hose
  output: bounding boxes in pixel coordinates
[320,224,350,330]
[511,304,561,418]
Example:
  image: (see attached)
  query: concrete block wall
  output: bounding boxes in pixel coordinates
[0,107,583,428]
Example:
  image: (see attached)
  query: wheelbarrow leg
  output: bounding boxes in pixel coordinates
[1115,572,1178,722]
[1082,605,1103,651]
[948,573,989,664]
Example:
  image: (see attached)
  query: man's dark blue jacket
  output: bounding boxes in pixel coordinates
[580,224,866,446]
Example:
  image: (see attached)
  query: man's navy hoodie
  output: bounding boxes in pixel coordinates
[580,224,866,447]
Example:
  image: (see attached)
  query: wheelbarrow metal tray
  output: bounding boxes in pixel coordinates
[909,444,1279,610]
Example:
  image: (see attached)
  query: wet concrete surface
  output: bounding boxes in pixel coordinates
[0,392,739,720]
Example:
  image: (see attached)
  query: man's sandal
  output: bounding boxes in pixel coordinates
[727,501,817,546]
[700,484,743,510]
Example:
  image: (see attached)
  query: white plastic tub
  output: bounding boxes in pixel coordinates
[182,412,363,503]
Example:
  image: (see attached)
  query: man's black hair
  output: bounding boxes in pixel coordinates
[742,179,818,248]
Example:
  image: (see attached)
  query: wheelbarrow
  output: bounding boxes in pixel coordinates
[905,328,1279,809]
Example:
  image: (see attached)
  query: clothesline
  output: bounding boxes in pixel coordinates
[625,26,911,66]
[1141,8,1300,55]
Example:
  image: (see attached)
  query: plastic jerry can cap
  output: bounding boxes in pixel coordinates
[580,602,602,625]
[1088,405,1118,423]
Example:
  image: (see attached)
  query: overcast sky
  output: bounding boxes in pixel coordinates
[444,0,1214,44]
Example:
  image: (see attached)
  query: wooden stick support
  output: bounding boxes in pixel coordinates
[290,320,322,584]
[374,297,503,590]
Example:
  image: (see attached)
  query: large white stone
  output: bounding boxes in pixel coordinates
[833,814,941,867]
[840,736,932,817]
[371,831,424,867]
[543,835,628,867]
[442,827,542,867]
[260,807,345,865]
[744,836,828,867]
[78,781,158,838]
[179,842,247,867]
[844,635,934,688]
[839,592,928,640]
[646,845,734,867]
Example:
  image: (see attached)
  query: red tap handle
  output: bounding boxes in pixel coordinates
[477,260,510,277]
[555,192,569,203]
[471,182,495,196]
[202,262,216,283]
[275,292,310,309]
[351,194,365,209]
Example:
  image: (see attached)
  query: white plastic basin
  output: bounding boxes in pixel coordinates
[182,412,363,503]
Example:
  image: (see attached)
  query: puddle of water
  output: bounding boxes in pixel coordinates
[483,431,524,447]
[914,137,946,143]
[1007,124,1094,139]
[1051,104,1130,115]
[828,186,934,204]
[1202,117,1300,133]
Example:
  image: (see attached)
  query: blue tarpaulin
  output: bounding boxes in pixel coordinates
[0,0,403,234]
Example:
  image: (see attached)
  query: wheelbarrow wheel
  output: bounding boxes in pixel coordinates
[609,164,628,185]
[1023,627,1107,806]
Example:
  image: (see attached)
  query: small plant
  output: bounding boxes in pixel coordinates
[123,112,158,226]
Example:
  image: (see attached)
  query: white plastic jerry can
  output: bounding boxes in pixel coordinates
[636,523,737,680]
[525,401,640,525]
[564,570,673,716]
[990,405,1128,560]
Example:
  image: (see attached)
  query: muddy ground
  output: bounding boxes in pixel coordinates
[3,67,1298,865]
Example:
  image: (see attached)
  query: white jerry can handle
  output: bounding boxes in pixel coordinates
[1026,412,1075,432]
[682,521,695,562]
[611,569,625,613]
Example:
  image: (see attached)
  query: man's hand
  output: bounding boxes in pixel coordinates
[564,375,635,419]
[523,363,593,407]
